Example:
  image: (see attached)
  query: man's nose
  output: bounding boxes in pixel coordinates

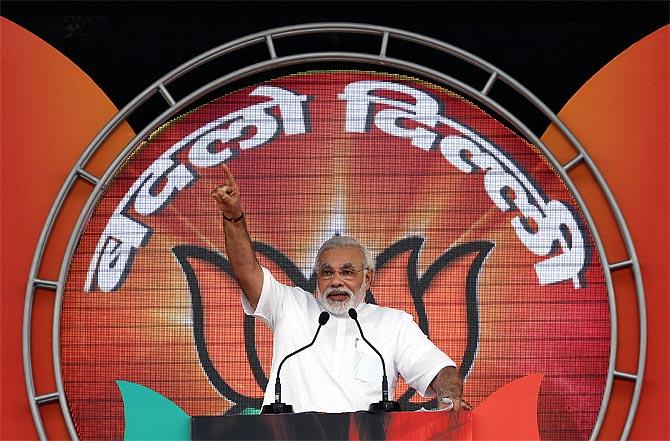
[330,273,345,286]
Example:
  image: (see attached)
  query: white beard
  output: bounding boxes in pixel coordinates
[316,285,366,316]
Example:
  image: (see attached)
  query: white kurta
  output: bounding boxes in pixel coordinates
[242,267,455,413]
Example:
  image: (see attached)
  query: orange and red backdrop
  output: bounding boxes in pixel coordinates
[1,12,667,441]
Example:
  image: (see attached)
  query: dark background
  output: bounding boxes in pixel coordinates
[2,1,668,135]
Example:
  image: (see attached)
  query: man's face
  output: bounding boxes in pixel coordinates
[315,246,374,315]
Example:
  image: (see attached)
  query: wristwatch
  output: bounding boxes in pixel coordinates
[440,396,454,411]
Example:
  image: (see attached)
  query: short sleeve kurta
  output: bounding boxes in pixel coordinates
[241,267,455,413]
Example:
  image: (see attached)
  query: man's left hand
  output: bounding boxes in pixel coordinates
[438,395,472,411]
[430,366,472,411]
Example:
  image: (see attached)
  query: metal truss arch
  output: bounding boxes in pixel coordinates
[23,22,645,441]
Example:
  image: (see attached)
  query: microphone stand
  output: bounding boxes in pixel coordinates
[261,312,330,414]
[348,308,401,412]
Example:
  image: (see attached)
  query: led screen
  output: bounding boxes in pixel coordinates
[62,71,609,440]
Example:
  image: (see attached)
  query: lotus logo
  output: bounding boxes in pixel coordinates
[173,237,494,413]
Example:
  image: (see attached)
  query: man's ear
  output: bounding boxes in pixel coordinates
[365,268,375,288]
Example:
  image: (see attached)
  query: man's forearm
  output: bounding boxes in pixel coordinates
[212,165,264,309]
[429,366,471,410]
[223,216,263,308]
[430,366,463,399]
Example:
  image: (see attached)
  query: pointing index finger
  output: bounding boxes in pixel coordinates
[221,163,237,186]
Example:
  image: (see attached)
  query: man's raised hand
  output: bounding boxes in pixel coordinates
[210,163,262,306]
[211,164,243,220]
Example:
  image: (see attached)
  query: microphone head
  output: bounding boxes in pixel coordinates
[318,311,330,325]
[348,308,357,320]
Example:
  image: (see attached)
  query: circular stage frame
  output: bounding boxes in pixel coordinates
[22,23,646,441]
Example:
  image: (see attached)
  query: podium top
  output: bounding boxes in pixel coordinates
[192,410,472,441]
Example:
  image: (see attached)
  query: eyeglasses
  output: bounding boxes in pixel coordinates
[316,266,367,280]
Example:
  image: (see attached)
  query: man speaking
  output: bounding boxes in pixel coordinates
[211,164,470,413]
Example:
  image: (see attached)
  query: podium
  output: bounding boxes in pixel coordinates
[191,411,472,440]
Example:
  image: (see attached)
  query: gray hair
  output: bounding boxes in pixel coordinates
[314,236,376,271]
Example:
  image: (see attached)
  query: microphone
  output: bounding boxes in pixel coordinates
[261,311,330,414]
[348,308,401,412]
